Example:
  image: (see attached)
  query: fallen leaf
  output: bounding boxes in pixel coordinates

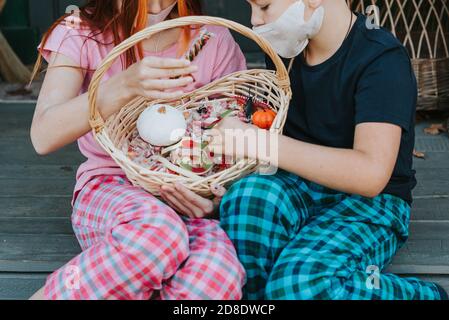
[424,123,446,135]
[413,149,426,159]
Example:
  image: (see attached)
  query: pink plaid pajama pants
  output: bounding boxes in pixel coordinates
[43,175,246,300]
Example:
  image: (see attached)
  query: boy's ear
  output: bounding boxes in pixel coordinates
[308,0,323,9]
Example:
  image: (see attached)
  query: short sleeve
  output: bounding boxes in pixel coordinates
[354,47,417,132]
[210,28,247,81]
[38,22,90,69]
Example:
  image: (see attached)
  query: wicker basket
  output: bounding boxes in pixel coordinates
[349,0,449,110]
[88,16,292,198]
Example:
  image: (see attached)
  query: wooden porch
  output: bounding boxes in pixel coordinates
[0,102,448,299]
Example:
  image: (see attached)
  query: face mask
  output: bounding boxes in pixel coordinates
[148,1,177,26]
[253,1,325,58]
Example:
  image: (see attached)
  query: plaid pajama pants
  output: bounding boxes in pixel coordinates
[220,170,443,300]
[43,175,245,300]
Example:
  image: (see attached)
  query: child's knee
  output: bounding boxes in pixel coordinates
[112,201,190,274]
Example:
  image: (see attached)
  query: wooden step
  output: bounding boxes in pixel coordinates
[1,102,449,299]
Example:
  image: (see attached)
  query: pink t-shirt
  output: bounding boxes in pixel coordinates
[39,21,247,205]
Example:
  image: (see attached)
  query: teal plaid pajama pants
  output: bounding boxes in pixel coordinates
[220,170,443,300]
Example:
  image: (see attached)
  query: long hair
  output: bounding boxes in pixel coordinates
[31,0,202,81]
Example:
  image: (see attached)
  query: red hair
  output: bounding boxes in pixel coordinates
[31,0,202,81]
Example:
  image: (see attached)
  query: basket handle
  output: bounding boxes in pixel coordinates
[88,16,291,132]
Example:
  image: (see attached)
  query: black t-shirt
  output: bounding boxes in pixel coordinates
[266,13,417,204]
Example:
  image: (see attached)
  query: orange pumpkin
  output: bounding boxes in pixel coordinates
[252,109,277,129]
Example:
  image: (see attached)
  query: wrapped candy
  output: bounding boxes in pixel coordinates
[185,30,214,62]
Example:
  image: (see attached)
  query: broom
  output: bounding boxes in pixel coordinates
[0,0,32,84]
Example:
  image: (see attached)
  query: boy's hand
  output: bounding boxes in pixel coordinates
[206,117,259,158]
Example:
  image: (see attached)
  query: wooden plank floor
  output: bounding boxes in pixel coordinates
[0,102,448,299]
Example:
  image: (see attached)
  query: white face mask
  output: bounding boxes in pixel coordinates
[148,1,177,26]
[253,1,325,58]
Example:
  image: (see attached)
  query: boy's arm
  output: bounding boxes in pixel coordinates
[213,117,401,198]
[275,122,402,197]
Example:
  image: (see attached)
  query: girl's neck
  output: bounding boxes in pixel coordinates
[142,28,182,53]
[142,11,182,54]
[305,3,356,66]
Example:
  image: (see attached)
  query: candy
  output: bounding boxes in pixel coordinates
[184,30,214,62]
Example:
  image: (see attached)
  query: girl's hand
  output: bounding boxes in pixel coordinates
[125,57,198,99]
[100,57,198,117]
[159,183,227,219]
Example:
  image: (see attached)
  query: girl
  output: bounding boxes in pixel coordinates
[29,0,246,300]
[163,0,449,300]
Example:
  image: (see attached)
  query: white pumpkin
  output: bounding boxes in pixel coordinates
[137,104,187,147]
